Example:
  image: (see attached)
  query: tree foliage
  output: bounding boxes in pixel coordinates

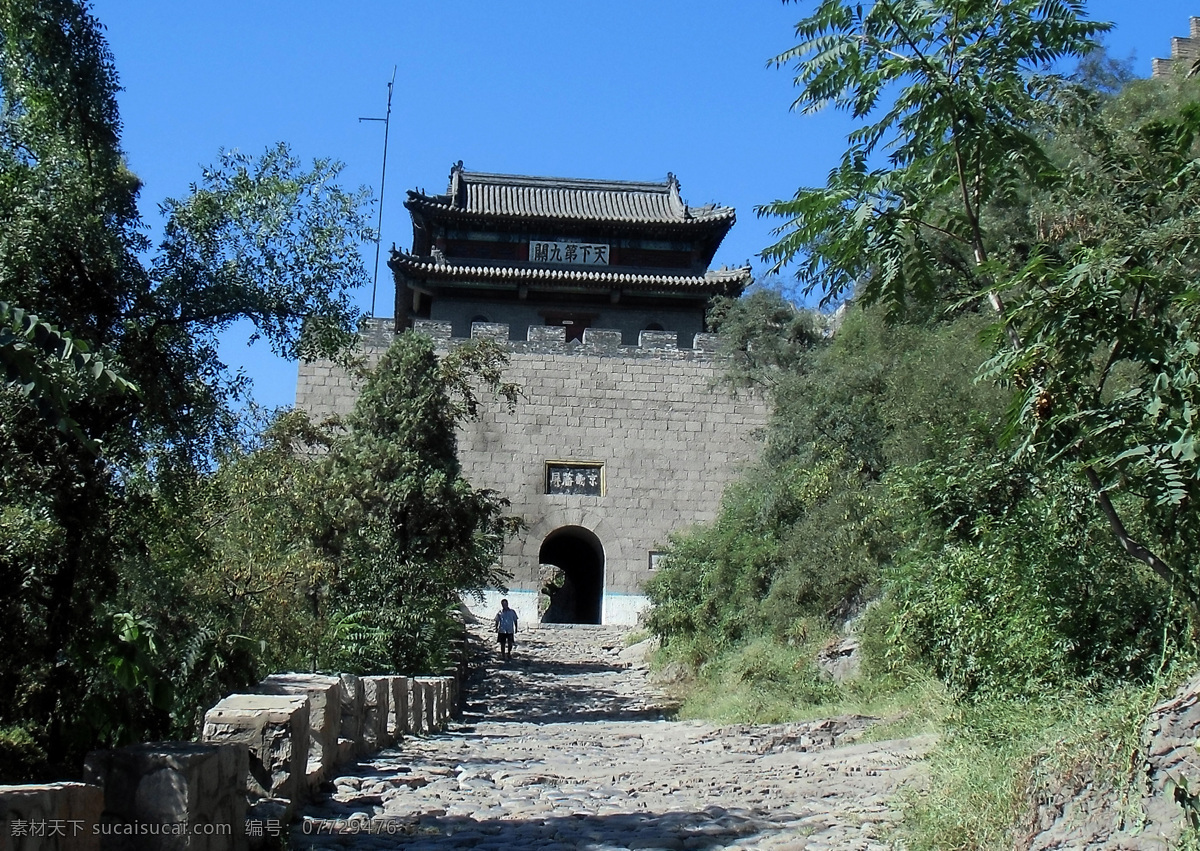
[648,297,1006,657]
[0,0,379,773]
[648,291,1178,700]
[0,0,371,458]
[982,84,1200,594]
[759,0,1200,604]
[1,300,136,452]
[647,6,1200,714]
[0,2,525,779]
[153,145,372,365]
[320,332,521,674]
[760,0,1108,312]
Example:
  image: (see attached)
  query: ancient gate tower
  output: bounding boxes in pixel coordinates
[297,163,768,626]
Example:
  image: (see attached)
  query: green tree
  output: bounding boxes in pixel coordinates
[981,82,1200,595]
[0,0,373,770]
[1,1,371,456]
[319,332,522,674]
[647,292,1173,699]
[2,300,136,452]
[761,0,1199,601]
[760,0,1106,314]
[647,296,1006,652]
[889,458,1172,699]
[111,408,341,736]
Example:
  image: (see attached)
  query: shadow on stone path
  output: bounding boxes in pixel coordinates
[292,623,932,850]
[461,625,672,724]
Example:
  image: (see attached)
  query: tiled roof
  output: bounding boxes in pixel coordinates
[405,162,736,227]
[390,252,750,295]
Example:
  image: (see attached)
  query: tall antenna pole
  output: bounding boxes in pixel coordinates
[359,66,396,317]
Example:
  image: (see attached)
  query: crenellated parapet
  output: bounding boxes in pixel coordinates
[297,319,733,422]
[408,319,724,357]
[1152,16,1200,77]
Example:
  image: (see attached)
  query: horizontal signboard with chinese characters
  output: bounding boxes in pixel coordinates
[530,240,610,266]
[546,461,604,496]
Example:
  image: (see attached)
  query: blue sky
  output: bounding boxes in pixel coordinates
[91,1,1199,410]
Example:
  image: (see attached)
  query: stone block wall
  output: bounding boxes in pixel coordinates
[256,673,340,793]
[412,679,442,734]
[359,677,392,753]
[83,742,247,850]
[336,675,364,762]
[202,694,310,805]
[1153,16,1200,77]
[2,642,468,850]
[407,677,424,735]
[295,319,770,625]
[388,677,411,739]
[0,782,102,851]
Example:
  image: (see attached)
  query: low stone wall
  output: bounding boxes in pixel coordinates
[203,694,310,806]
[360,676,392,754]
[0,782,102,851]
[335,674,363,764]
[0,666,463,850]
[255,673,340,794]
[83,742,248,851]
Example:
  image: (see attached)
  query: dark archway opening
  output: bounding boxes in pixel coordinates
[538,526,604,624]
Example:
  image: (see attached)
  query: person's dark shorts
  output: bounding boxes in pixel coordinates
[498,632,514,651]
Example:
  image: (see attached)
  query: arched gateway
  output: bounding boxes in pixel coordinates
[538,526,604,624]
[296,163,771,626]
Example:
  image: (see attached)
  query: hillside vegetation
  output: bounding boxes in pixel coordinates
[0,3,520,780]
[645,3,1200,846]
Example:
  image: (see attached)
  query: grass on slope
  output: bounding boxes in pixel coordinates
[660,630,949,737]
[897,687,1157,851]
[654,631,1186,850]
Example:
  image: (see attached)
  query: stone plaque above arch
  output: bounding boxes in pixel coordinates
[545,460,604,496]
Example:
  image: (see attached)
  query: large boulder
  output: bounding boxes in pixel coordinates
[359,677,391,753]
[202,694,309,807]
[256,673,340,790]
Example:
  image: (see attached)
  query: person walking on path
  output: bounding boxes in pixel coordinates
[493,598,519,661]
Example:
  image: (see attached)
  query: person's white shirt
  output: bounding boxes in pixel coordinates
[495,607,518,633]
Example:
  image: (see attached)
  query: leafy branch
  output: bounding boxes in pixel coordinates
[1,300,137,452]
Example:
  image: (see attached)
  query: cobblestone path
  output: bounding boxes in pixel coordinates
[293,624,932,850]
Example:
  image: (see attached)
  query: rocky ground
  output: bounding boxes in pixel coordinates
[292,623,933,850]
